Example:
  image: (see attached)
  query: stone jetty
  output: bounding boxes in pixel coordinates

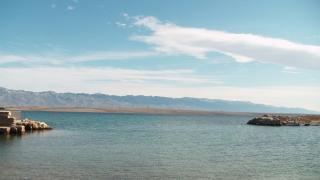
[0,108,52,135]
[247,114,320,126]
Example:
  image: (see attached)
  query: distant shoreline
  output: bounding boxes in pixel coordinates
[7,106,260,116]
[6,106,310,116]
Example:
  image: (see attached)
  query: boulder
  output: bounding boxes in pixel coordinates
[10,127,18,134]
[25,123,33,131]
[247,115,281,126]
[20,120,52,130]
[16,125,25,135]
[31,122,40,130]
[0,127,10,135]
[247,114,320,126]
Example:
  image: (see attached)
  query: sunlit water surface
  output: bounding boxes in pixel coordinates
[0,111,319,180]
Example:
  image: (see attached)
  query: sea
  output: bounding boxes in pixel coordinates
[0,111,319,180]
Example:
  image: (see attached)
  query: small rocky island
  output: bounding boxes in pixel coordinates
[247,114,320,126]
[0,108,52,135]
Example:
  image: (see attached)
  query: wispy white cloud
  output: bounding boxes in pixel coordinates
[67,5,75,10]
[0,55,27,63]
[282,66,301,74]
[0,67,319,111]
[122,13,129,18]
[51,4,56,9]
[68,51,157,62]
[131,16,320,69]
[0,67,220,90]
[0,51,158,65]
[115,22,127,27]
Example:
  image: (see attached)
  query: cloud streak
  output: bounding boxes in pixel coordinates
[0,51,158,65]
[131,16,320,69]
[282,66,301,74]
[0,67,220,87]
[67,6,75,10]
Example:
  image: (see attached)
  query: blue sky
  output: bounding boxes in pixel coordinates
[0,0,320,111]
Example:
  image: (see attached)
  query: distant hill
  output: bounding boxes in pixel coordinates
[0,87,317,114]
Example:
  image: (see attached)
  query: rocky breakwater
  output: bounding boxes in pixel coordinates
[17,119,52,131]
[247,114,320,126]
[0,110,52,135]
[0,119,52,135]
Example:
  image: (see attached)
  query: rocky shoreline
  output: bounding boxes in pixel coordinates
[247,114,320,126]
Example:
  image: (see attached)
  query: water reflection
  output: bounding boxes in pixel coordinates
[0,134,23,142]
[0,130,54,144]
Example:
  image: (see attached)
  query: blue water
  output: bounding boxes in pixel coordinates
[0,111,319,180]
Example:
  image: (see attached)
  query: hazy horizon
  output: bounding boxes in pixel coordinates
[1,0,319,111]
[1,86,319,114]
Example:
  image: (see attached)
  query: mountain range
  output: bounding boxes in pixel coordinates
[0,87,317,114]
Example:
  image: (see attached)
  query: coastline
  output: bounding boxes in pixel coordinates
[7,106,262,116]
[6,106,317,116]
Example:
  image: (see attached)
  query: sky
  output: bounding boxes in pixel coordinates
[0,0,320,111]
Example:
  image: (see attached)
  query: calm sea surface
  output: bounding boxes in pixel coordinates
[0,111,319,180]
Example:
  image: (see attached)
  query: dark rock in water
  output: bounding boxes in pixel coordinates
[0,127,10,135]
[247,114,320,126]
[16,125,25,135]
[10,127,18,134]
[25,124,33,131]
[247,116,281,126]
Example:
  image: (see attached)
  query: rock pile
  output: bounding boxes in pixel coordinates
[0,109,52,135]
[0,119,52,135]
[247,114,282,126]
[17,119,52,131]
[247,114,320,126]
